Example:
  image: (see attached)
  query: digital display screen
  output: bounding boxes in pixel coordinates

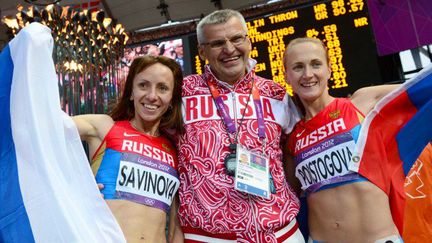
[190,0,383,97]
[122,39,184,71]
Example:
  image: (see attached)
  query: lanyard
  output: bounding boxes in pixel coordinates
[251,81,266,139]
[206,72,266,140]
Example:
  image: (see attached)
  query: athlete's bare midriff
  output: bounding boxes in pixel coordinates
[307,181,399,243]
[107,200,167,243]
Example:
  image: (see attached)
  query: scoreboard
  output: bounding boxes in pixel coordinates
[190,0,383,97]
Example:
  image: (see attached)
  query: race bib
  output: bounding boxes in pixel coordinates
[115,152,180,212]
[295,132,356,191]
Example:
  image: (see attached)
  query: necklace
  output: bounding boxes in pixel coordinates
[129,120,160,137]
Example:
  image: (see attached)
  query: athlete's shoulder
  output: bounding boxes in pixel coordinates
[182,74,207,96]
[255,75,286,99]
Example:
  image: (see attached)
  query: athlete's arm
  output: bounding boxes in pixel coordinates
[350,84,400,115]
[168,195,184,243]
[72,114,114,158]
[72,114,112,140]
[72,114,112,141]
[283,139,301,196]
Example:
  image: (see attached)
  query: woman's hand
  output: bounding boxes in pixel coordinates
[97,183,105,198]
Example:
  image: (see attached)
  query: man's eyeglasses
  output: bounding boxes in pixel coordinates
[201,34,248,49]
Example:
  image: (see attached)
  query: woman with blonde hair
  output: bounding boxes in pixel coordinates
[284,37,401,243]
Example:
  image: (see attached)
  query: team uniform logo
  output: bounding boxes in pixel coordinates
[182,94,288,126]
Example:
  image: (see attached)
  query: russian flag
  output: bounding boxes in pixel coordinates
[0,23,125,242]
[350,64,432,234]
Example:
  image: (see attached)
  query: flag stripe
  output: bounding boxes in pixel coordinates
[0,43,36,242]
[1,22,125,243]
[399,73,432,174]
[398,104,432,174]
[407,72,432,108]
[349,63,432,234]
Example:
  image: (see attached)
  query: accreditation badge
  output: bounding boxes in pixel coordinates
[234,145,270,199]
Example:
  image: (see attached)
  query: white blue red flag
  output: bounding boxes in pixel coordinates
[350,64,432,233]
[0,23,125,242]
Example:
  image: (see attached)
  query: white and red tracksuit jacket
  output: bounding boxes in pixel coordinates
[177,59,301,242]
